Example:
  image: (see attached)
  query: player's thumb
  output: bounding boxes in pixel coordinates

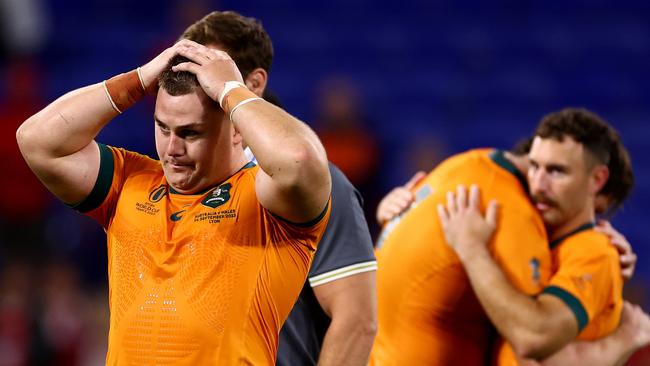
[405,171,427,189]
[486,200,499,227]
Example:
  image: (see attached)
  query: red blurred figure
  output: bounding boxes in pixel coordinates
[0,263,33,366]
[315,77,380,188]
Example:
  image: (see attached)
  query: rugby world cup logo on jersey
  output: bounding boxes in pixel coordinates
[201,183,232,208]
[134,185,166,216]
[149,185,167,203]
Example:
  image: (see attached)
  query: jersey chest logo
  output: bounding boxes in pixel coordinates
[170,204,191,222]
[149,185,168,203]
[201,183,232,209]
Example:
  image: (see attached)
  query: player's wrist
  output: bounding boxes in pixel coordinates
[219,81,263,122]
[456,242,489,264]
[104,69,147,114]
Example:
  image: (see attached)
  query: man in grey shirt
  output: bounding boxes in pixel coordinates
[276,163,377,365]
[254,90,376,365]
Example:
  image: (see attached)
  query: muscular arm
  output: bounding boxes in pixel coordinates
[460,246,578,359]
[529,299,650,366]
[234,101,331,222]
[313,271,377,366]
[16,42,184,205]
[16,83,116,205]
[438,185,578,359]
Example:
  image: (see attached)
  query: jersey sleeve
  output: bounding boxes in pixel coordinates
[263,197,332,253]
[307,164,377,287]
[71,143,154,228]
[541,234,622,333]
[490,201,550,296]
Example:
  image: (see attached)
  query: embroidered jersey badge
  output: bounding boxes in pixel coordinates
[202,183,232,209]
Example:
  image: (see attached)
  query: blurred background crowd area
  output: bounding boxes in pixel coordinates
[1,0,649,364]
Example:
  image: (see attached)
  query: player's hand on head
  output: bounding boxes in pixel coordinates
[139,39,195,94]
[172,40,244,101]
[596,220,636,281]
[619,301,650,348]
[437,184,498,260]
[376,171,426,225]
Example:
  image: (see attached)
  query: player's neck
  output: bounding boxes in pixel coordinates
[548,204,596,241]
[503,151,529,177]
[215,149,249,183]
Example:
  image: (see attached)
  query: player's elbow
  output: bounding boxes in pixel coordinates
[331,302,377,343]
[357,311,378,340]
[282,142,330,191]
[291,141,328,177]
[16,116,41,158]
[511,338,552,360]
[510,329,564,360]
[354,298,378,344]
[16,118,31,149]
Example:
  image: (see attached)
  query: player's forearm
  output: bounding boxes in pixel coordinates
[460,246,573,359]
[317,316,377,366]
[538,336,635,366]
[17,83,118,160]
[232,102,329,191]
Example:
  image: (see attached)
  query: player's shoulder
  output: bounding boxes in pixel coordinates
[106,144,160,172]
[555,226,616,260]
[232,161,260,186]
[438,148,494,169]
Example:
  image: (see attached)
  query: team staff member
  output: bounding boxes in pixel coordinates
[16,11,331,365]
[244,98,378,365]
[253,93,377,365]
[276,163,377,366]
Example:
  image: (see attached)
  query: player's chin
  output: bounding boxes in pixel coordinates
[541,210,562,227]
[166,172,196,191]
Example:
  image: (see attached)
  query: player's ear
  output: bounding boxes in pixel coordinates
[244,68,267,97]
[590,164,609,195]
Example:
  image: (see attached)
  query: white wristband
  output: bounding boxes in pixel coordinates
[103,80,122,114]
[136,67,146,91]
[219,81,247,108]
[229,97,263,122]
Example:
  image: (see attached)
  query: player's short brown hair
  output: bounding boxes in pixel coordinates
[534,108,634,214]
[158,56,199,96]
[180,10,273,79]
[159,11,273,99]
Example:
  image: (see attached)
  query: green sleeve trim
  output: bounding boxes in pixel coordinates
[541,285,589,332]
[270,198,330,228]
[71,143,114,213]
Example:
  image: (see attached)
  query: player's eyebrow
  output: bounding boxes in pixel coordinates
[153,115,202,129]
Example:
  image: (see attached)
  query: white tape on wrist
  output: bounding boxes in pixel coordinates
[219,81,247,108]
